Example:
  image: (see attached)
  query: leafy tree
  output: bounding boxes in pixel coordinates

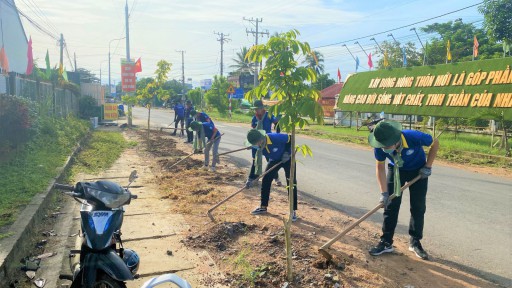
[204,75,229,113]
[374,41,422,68]
[302,50,325,74]
[312,73,336,91]
[420,20,503,64]
[187,88,203,108]
[479,0,512,51]
[246,29,324,281]
[230,47,254,75]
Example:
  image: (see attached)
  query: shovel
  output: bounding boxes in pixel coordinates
[218,146,251,157]
[207,160,284,221]
[318,175,421,261]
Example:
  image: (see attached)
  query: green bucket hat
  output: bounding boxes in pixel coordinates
[188,121,202,132]
[190,109,197,116]
[368,120,403,148]
[252,100,264,109]
[245,129,266,146]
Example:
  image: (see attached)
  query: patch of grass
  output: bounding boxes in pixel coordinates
[69,131,128,177]
[0,117,89,228]
[232,248,258,285]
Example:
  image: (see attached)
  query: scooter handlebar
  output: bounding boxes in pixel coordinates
[131,194,138,199]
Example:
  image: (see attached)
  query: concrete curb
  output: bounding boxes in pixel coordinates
[0,135,88,286]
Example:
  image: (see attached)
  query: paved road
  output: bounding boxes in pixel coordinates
[134,107,512,286]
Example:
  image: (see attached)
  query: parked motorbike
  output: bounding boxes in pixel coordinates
[56,171,140,288]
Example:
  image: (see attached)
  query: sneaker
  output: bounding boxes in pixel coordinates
[275,179,283,187]
[291,211,298,222]
[369,240,394,256]
[251,207,267,215]
[210,166,216,172]
[409,239,429,260]
[201,166,208,171]
[171,132,176,136]
[245,180,253,188]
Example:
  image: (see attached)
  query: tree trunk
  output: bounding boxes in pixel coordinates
[285,125,296,282]
[128,105,133,127]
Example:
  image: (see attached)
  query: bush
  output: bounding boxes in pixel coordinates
[79,95,101,119]
[0,95,35,156]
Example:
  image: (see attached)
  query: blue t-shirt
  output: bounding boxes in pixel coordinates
[201,122,221,140]
[261,133,291,162]
[174,104,185,117]
[251,111,277,134]
[196,112,213,125]
[374,130,433,171]
[185,105,195,119]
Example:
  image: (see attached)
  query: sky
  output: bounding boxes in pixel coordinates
[15,0,484,88]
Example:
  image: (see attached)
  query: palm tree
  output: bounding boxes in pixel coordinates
[230,47,254,75]
[302,50,325,74]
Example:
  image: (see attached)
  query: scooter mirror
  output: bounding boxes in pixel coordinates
[129,170,138,183]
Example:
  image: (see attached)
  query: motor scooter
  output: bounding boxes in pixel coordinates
[56,171,140,288]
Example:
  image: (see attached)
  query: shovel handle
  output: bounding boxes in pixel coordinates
[207,160,284,221]
[319,175,421,251]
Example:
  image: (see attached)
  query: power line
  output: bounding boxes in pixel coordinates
[1,0,59,41]
[313,2,484,49]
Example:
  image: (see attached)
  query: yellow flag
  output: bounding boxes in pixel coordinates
[447,40,452,61]
[384,51,389,67]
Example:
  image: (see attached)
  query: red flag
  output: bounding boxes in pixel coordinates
[473,35,479,58]
[367,53,373,70]
[135,57,142,73]
[26,37,34,75]
[0,46,9,74]
[337,68,341,83]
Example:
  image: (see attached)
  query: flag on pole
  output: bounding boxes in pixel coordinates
[446,40,452,62]
[135,57,142,73]
[0,46,9,74]
[337,67,341,83]
[473,35,479,59]
[355,56,360,72]
[45,50,51,77]
[26,37,34,75]
[384,51,389,67]
[402,47,407,67]
[63,67,68,81]
[367,53,373,70]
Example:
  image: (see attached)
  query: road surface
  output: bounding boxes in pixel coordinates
[133,107,512,286]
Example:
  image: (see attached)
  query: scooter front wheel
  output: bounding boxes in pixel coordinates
[93,273,127,288]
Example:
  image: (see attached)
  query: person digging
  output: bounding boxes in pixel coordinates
[189,121,221,172]
[172,100,185,136]
[246,100,282,188]
[184,100,195,143]
[246,129,298,222]
[367,120,439,260]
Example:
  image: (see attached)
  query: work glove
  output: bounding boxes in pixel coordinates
[419,166,432,179]
[379,192,390,208]
[281,151,290,163]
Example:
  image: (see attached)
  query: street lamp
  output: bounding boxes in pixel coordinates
[387,33,399,45]
[109,37,126,99]
[354,41,368,57]
[369,37,384,54]
[410,28,426,65]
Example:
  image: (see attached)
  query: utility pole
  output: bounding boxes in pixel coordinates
[125,0,130,62]
[177,50,186,99]
[214,32,230,77]
[243,17,268,87]
[59,33,64,75]
[74,52,77,72]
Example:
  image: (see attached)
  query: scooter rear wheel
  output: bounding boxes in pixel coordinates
[93,273,127,288]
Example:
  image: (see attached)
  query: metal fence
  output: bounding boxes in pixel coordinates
[0,73,79,117]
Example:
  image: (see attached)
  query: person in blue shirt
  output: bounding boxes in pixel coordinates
[246,129,298,222]
[189,121,221,172]
[367,120,439,260]
[246,100,282,188]
[191,109,214,126]
[172,100,185,136]
[184,100,195,143]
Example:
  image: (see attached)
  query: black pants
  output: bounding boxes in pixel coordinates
[185,118,193,142]
[381,166,428,244]
[249,159,280,181]
[173,116,184,135]
[260,160,297,210]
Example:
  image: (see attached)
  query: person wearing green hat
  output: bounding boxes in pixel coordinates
[246,129,298,221]
[246,100,282,188]
[367,120,439,260]
[189,120,221,172]
[184,100,195,143]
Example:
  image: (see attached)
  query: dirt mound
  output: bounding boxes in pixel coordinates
[158,158,204,172]
[136,130,189,157]
[185,222,255,251]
